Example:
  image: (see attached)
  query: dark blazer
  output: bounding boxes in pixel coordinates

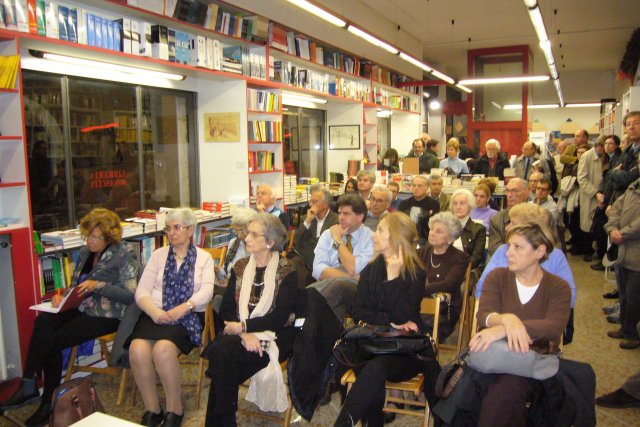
[473,152,510,180]
[293,210,338,267]
[460,219,487,269]
[488,208,511,257]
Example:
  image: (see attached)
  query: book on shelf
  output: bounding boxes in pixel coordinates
[268,22,288,52]
[30,286,85,314]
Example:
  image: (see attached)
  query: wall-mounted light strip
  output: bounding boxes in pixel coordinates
[347,25,399,54]
[398,52,432,73]
[286,0,346,27]
[458,75,550,85]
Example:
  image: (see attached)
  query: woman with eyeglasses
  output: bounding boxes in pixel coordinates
[204,213,297,427]
[128,208,214,427]
[0,208,138,427]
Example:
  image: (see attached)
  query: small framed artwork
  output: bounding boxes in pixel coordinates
[329,125,360,150]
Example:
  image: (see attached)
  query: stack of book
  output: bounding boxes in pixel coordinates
[202,201,231,219]
[283,175,297,205]
[0,55,20,89]
[125,217,157,233]
[41,229,83,249]
[248,120,282,142]
[329,172,345,183]
[120,221,144,238]
[247,89,280,112]
[205,228,233,248]
[347,160,361,178]
[135,209,168,229]
[248,150,276,172]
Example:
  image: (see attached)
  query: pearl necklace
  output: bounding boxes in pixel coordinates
[430,252,442,269]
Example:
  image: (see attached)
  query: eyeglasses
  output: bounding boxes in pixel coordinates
[83,234,105,242]
[370,197,387,204]
[247,231,265,239]
[505,188,523,194]
[163,224,192,233]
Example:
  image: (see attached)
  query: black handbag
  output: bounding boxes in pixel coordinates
[435,347,468,399]
[332,323,436,368]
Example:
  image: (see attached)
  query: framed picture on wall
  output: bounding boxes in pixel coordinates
[329,125,360,150]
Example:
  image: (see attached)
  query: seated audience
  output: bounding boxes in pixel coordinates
[532,177,559,227]
[469,222,571,426]
[473,138,510,180]
[344,178,357,194]
[255,184,289,228]
[290,184,338,287]
[488,178,529,256]
[364,184,391,231]
[406,138,438,174]
[440,138,470,177]
[382,148,400,173]
[418,212,470,340]
[0,208,138,426]
[429,174,450,211]
[128,208,214,427]
[399,175,440,242]
[471,184,498,234]
[387,182,401,211]
[204,213,297,426]
[450,189,486,269]
[335,212,426,427]
[356,169,376,201]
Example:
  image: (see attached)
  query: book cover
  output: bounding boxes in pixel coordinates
[101,15,109,49]
[57,4,68,41]
[204,3,218,30]
[112,20,121,51]
[27,0,37,33]
[86,13,95,46]
[268,23,287,52]
[130,20,140,55]
[94,15,102,48]
[105,17,113,49]
[15,0,28,32]
[188,34,206,67]
[3,0,17,30]
[167,28,176,62]
[30,286,86,314]
[151,25,168,60]
[67,7,77,43]
[44,1,57,38]
[116,18,131,53]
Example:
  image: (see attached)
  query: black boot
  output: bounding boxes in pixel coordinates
[0,379,40,411]
[334,409,356,427]
[25,401,51,427]
[161,412,184,427]
[141,409,164,427]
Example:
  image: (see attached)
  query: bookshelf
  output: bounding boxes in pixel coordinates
[363,105,378,168]
[599,99,618,136]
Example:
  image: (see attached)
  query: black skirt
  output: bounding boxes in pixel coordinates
[126,312,204,355]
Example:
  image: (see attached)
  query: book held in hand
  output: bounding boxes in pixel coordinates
[30,286,86,314]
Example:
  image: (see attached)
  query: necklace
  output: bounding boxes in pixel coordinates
[430,252,442,269]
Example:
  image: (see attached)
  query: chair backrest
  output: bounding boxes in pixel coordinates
[202,246,227,268]
[470,298,480,336]
[420,295,442,346]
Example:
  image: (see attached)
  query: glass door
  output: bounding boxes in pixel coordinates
[283,107,325,180]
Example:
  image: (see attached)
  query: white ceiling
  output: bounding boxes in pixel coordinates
[313,0,639,102]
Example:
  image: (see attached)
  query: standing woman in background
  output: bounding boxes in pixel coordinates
[128,208,214,427]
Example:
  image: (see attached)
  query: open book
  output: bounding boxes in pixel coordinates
[30,287,86,314]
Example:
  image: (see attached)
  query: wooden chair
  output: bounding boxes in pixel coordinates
[470,299,480,338]
[341,295,442,427]
[65,332,130,405]
[238,360,293,426]
[438,263,472,357]
[202,246,227,269]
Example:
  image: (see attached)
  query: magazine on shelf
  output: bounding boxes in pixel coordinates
[29,286,85,314]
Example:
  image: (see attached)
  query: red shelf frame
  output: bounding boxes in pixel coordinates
[248,140,282,144]
[0,182,26,188]
[249,169,283,175]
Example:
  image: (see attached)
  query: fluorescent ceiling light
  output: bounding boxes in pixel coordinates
[41,52,185,80]
[503,104,560,110]
[565,103,601,108]
[455,83,472,94]
[429,100,441,110]
[523,0,538,7]
[430,69,455,85]
[398,52,432,73]
[527,6,548,44]
[286,0,346,27]
[282,91,328,104]
[491,101,503,109]
[347,25,398,54]
[422,92,430,98]
[458,75,550,85]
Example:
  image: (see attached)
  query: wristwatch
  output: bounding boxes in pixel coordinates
[332,240,343,250]
[185,301,194,312]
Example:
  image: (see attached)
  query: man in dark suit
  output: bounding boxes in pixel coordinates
[290,184,338,286]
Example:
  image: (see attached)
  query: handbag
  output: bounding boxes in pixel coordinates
[50,377,104,427]
[435,348,469,399]
[467,339,559,380]
[332,323,436,368]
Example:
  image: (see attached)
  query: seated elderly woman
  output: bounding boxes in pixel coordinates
[128,208,214,427]
[469,222,571,426]
[450,188,487,269]
[335,212,426,426]
[471,183,498,234]
[0,208,138,426]
[417,212,470,340]
[213,207,257,311]
[204,213,297,427]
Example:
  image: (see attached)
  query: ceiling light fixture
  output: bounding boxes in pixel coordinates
[286,0,346,27]
[565,103,601,108]
[458,75,550,85]
[455,83,472,94]
[398,52,432,73]
[503,104,560,110]
[429,100,442,110]
[347,25,398,54]
[430,69,455,85]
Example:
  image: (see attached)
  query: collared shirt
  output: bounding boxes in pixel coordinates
[475,243,576,307]
[533,197,559,225]
[312,224,374,280]
[303,210,330,238]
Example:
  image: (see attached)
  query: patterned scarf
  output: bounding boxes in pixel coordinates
[162,243,202,346]
[223,237,241,273]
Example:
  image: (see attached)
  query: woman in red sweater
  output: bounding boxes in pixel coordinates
[469,222,571,427]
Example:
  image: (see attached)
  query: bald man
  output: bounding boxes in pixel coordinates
[515,141,550,180]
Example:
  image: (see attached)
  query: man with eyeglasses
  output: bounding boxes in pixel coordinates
[429,174,450,211]
[363,185,391,232]
[532,177,559,227]
[488,178,529,256]
[527,171,544,201]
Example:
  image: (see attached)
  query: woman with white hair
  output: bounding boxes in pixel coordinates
[128,208,214,427]
[451,188,487,269]
[472,138,511,180]
[418,212,470,339]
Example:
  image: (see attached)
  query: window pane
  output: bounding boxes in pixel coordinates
[23,72,67,232]
[68,78,140,221]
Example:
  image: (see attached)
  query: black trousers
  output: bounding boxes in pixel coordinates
[336,355,423,427]
[23,309,120,402]
[617,266,640,339]
[478,374,534,427]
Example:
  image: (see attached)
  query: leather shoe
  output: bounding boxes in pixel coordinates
[620,339,640,350]
[608,329,624,339]
[608,314,621,324]
[141,410,164,427]
[591,262,605,271]
[0,382,40,411]
[25,401,51,427]
[603,303,619,315]
[582,253,593,262]
[161,412,184,427]
[596,388,640,408]
[383,411,396,424]
[604,290,619,299]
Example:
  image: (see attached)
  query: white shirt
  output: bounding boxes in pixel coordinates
[304,210,329,238]
[516,277,540,305]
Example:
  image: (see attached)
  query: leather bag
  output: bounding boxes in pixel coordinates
[435,348,469,399]
[50,377,104,427]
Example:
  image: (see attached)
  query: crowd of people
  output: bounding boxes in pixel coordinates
[2,111,639,426]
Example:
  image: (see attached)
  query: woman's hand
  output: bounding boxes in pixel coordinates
[386,246,403,281]
[77,279,99,294]
[153,309,172,325]
[500,313,532,354]
[214,265,221,273]
[224,321,243,336]
[240,333,264,357]
[165,304,190,322]
[469,326,505,352]
[391,320,418,332]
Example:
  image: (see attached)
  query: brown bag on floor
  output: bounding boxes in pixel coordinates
[50,377,104,427]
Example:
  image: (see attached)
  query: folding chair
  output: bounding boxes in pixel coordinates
[438,263,472,356]
[341,295,442,427]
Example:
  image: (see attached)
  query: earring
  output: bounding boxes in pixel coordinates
[266,245,270,248]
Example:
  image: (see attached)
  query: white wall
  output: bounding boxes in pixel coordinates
[530,106,601,135]
[326,102,364,176]
[390,111,421,157]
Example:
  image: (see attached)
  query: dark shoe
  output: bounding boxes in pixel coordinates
[596,388,640,408]
[608,329,624,339]
[608,314,621,324]
[583,253,593,262]
[591,262,605,271]
[141,410,165,427]
[620,339,640,350]
[161,412,184,427]
[604,290,619,299]
[383,411,396,424]
[0,382,40,411]
[603,302,620,315]
[24,401,51,427]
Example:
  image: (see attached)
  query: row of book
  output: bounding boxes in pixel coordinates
[373,87,420,112]
[248,120,282,142]
[248,150,276,173]
[0,55,19,89]
[247,89,280,113]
